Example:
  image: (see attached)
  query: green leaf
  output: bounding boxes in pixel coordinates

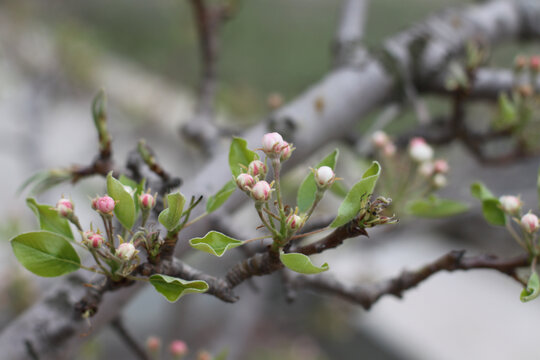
[10,231,80,277]
[330,181,349,199]
[470,182,495,201]
[521,271,540,302]
[482,198,506,226]
[119,175,146,214]
[330,161,381,228]
[495,93,517,129]
[107,172,136,230]
[280,252,329,274]
[26,198,74,241]
[228,137,259,177]
[189,231,243,257]
[405,196,469,218]
[158,192,186,231]
[214,349,229,360]
[149,274,208,302]
[297,149,339,213]
[207,180,236,213]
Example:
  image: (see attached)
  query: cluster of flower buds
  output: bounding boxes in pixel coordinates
[92,195,116,215]
[357,197,398,228]
[514,55,540,73]
[371,130,396,157]
[408,138,449,189]
[262,132,294,161]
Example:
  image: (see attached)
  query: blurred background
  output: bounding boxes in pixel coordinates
[1,0,540,359]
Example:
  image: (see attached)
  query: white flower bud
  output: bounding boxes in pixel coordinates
[434,159,449,174]
[286,214,303,230]
[116,242,138,261]
[56,198,74,217]
[432,173,447,188]
[521,213,539,234]
[382,143,396,157]
[280,141,293,162]
[251,181,272,202]
[262,132,285,157]
[499,195,522,215]
[247,160,267,178]
[409,137,433,162]
[371,131,390,148]
[236,173,255,191]
[315,166,335,189]
[418,161,435,177]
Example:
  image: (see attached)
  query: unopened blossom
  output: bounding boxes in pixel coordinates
[418,162,435,177]
[116,242,138,261]
[146,336,161,352]
[88,233,104,248]
[94,195,115,214]
[286,214,303,231]
[262,132,285,157]
[315,166,335,189]
[139,193,156,210]
[432,173,447,188]
[499,195,522,215]
[521,213,539,234]
[280,141,293,162]
[531,56,540,72]
[236,173,255,192]
[371,131,390,148]
[408,137,433,162]
[251,181,272,202]
[433,159,449,174]
[248,160,267,178]
[382,143,396,157]
[515,55,528,71]
[56,198,74,217]
[169,340,188,358]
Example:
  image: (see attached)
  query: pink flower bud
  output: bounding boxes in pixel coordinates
[56,198,73,217]
[95,195,115,214]
[409,137,433,162]
[197,351,211,360]
[499,195,522,214]
[382,143,396,157]
[139,193,156,210]
[89,233,104,248]
[146,336,161,352]
[251,181,272,202]
[433,159,449,174]
[248,160,267,178]
[514,55,528,71]
[169,340,188,358]
[432,173,447,188]
[521,213,539,234]
[530,56,540,72]
[236,173,255,191]
[116,242,138,260]
[418,162,434,177]
[262,132,285,157]
[371,131,390,148]
[286,214,303,230]
[280,141,293,162]
[315,166,335,188]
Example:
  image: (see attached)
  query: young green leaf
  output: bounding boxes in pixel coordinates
[330,161,381,228]
[119,175,146,214]
[107,172,136,230]
[481,198,506,226]
[158,192,186,231]
[11,231,80,277]
[207,180,236,213]
[26,198,74,241]
[521,271,540,302]
[229,137,259,177]
[280,252,329,274]
[149,274,208,302]
[189,231,243,257]
[297,149,339,213]
[470,182,495,201]
[329,181,349,199]
[405,196,469,218]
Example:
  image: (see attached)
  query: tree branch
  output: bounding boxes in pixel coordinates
[333,0,369,67]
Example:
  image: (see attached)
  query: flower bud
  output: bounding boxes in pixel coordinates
[251,181,272,202]
[521,212,539,234]
[116,242,138,261]
[514,55,528,71]
[146,336,161,352]
[197,351,211,360]
[408,137,433,162]
[56,198,74,217]
[499,195,522,215]
[418,161,434,177]
[531,56,540,72]
[517,84,533,98]
[169,340,188,358]
[139,193,156,210]
[95,195,115,214]
[89,233,104,248]
[236,173,255,191]
[286,214,303,231]
[248,160,267,178]
[280,141,293,162]
[433,159,449,174]
[382,143,396,157]
[315,166,335,189]
[432,173,447,188]
[262,132,285,157]
[371,131,390,148]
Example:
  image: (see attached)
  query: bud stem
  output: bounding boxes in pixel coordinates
[256,208,281,239]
